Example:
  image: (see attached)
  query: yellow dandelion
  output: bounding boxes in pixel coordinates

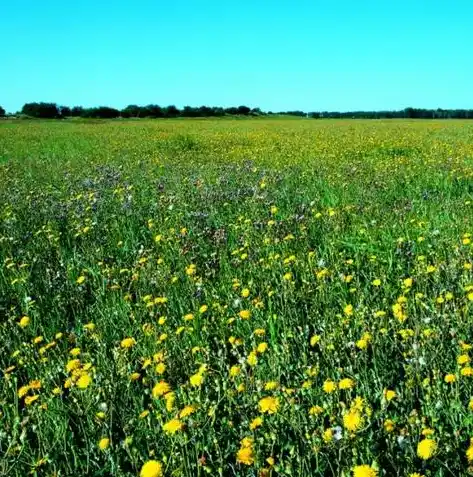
[152,380,171,398]
[76,373,92,389]
[323,379,337,393]
[352,465,378,477]
[162,418,183,434]
[343,409,363,432]
[417,438,437,460]
[250,416,263,429]
[140,460,163,477]
[179,405,196,418]
[98,438,110,450]
[19,316,30,328]
[120,337,135,349]
[339,378,355,390]
[258,396,279,414]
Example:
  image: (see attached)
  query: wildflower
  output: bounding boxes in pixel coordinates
[343,409,363,432]
[239,310,251,320]
[384,419,395,432]
[352,465,378,477]
[162,418,184,434]
[339,378,355,390]
[444,373,456,383]
[179,405,196,418]
[250,417,263,429]
[372,279,381,286]
[77,276,86,285]
[19,316,30,328]
[236,445,254,465]
[458,354,470,365]
[466,438,473,462]
[140,460,163,477]
[462,367,473,376]
[256,342,268,354]
[323,428,333,442]
[384,389,396,401]
[264,381,278,391]
[199,305,208,313]
[152,380,171,398]
[190,372,204,387]
[417,438,437,460]
[229,365,241,377]
[247,352,258,367]
[76,374,92,389]
[310,334,321,347]
[25,395,39,406]
[323,379,337,393]
[120,337,135,349]
[344,304,354,316]
[258,396,279,414]
[241,288,250,298]
[309,405,323,416]
[96,438,109,451]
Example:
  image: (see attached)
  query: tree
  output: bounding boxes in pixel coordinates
[121,104,142,118]
[59,106,71,117]
[163,105,179,118]
[21,102,60,118]
[71,106,84,117]
[0,105,5,117]
[81,106,120,119]
[143,104,164,118]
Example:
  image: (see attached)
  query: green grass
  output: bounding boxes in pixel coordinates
[1,118,473,476]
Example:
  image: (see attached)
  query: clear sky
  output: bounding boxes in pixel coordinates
[1,0,472,113]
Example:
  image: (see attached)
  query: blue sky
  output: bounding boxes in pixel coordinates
[1,0,472,113]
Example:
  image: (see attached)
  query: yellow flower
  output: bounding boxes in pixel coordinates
[466,438,473,462]
[339,378,355,390]
[236,445,254,465]
[18,385,30,398]
[258,396,279,414]
[199,305,208,313]
[310,334,321,347]
[264,381,278,391]
[409,473,424,477]
[417,438,437,460]
[241,288,250,298]
[343,409,363,432]
[239,309,251,320]
[162,418,184,434]
[76,373,92,389]
[458,354,470,365]
[309,405,323,416]
[323,379,337,393]
[69,347,81,356]
[384,419,395,432]
[152,380,171,398]
[120,337,135,349]
[462,366,473,376]
[372,279,381,287]
[384,389,396,401]
[323,428,333,442]
[352,465,378,477]
[140,460,163,477]
[403,278,413,288]
[250,417,263,429]
[25,395,39,406]
[229,365,241,378]
[179,405,196,418]
[444,373,456,383]
[76,275,86,285]
[19,316,30,328]
[256,342,268,354]
[247,352,258,367]
[98,438,110,450]
[344,304,353,316]
[190,372,204,387]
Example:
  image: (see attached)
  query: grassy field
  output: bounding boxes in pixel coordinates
[1,118,473,477]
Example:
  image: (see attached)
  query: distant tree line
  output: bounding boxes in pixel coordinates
[13,102,263,119]
[308,108,473,119]
[2,103,473,120]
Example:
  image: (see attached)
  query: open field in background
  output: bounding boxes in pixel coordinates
[1,118,473,476]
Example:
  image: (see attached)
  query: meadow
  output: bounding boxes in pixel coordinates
[1,117,473,477]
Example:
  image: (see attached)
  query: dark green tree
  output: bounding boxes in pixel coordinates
[0,105,5,117]
[21,102,60,118]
